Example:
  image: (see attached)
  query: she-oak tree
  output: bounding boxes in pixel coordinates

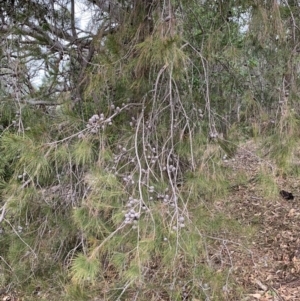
[1,0,300,300]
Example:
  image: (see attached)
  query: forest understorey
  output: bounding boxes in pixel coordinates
[2,140,300,300]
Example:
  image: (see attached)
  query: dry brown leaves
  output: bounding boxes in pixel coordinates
[220,140,300,300]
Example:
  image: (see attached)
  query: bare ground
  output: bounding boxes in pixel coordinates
[220,140,300,301]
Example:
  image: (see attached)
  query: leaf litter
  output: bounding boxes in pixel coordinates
[221,140,300,300]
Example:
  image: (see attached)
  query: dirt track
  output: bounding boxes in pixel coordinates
[222,141,300,300]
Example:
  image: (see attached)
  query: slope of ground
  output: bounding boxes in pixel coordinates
[221,140,300,300]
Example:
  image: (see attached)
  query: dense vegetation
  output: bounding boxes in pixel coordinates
[1,0,300,300]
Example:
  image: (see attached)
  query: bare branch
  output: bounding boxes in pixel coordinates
[0,203,6,224]
[21,98,62,106]
[70,0,78,39]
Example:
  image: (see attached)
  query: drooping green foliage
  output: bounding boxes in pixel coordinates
[1,0,300,300]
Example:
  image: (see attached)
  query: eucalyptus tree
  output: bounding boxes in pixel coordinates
[0,0,122,106]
